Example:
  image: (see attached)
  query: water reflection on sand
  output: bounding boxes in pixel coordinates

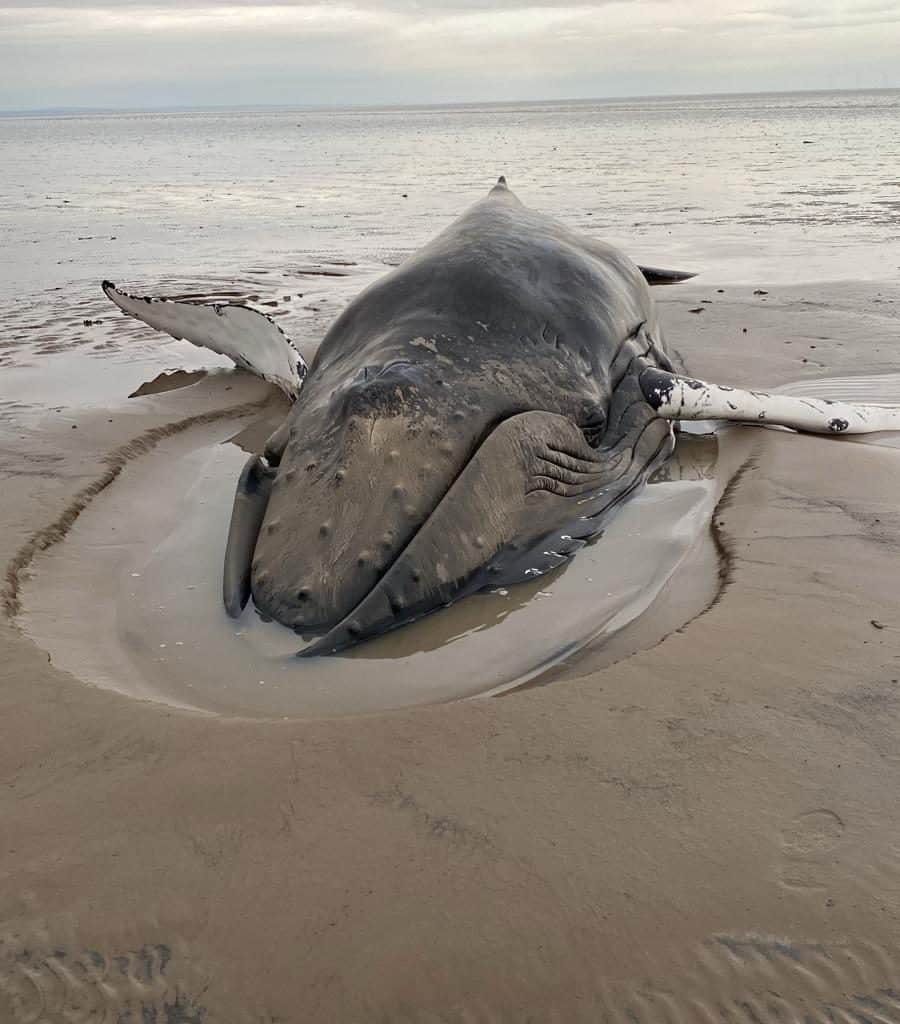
[20,404,756,718]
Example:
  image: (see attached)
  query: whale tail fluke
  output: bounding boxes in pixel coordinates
[101,281,307,399]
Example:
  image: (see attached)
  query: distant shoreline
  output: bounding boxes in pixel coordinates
[3,85,899,119]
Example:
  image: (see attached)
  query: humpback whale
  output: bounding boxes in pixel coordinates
[103,178,900,653]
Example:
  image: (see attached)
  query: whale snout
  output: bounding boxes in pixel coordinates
[249,388,477,634]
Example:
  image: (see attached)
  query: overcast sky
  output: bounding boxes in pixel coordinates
[1,1,899,111]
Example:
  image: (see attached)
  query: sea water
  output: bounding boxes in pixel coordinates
[2,89,900,373]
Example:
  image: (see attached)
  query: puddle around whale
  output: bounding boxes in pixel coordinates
[19,413,755,719]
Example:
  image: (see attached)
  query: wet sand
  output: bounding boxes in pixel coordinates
[2,282,900,1021]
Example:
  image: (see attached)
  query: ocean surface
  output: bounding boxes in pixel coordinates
[2,89,900,391]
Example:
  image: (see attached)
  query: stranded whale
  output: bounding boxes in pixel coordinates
[103,178,900,653]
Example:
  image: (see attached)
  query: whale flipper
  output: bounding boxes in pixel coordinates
[641,367,900,435]
[223,454,276,617]
[102,281,306,399]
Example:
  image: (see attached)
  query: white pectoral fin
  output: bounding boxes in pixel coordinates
[640,367,900,435]
[102,281,306,399]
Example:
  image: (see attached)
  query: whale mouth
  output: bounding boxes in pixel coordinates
[300,401,674,655]
[246,402,485,636]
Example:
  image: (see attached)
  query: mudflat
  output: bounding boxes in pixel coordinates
[2,281,899,1022]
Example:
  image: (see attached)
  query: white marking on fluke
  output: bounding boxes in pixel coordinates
[101,281,307,399]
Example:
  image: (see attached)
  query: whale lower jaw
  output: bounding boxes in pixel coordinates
[301,403,673,656]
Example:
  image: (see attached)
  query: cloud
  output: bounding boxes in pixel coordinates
[1,0,898,109]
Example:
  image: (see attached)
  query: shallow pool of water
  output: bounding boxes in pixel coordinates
[21,412,752,718]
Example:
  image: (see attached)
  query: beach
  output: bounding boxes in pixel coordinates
[3,277,900,1020]
[2,92,900,1020]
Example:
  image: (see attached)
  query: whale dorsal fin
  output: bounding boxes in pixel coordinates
[102,281,306,399]
[638,265,697,285]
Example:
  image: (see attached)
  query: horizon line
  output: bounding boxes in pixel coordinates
[2,84,899,118]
